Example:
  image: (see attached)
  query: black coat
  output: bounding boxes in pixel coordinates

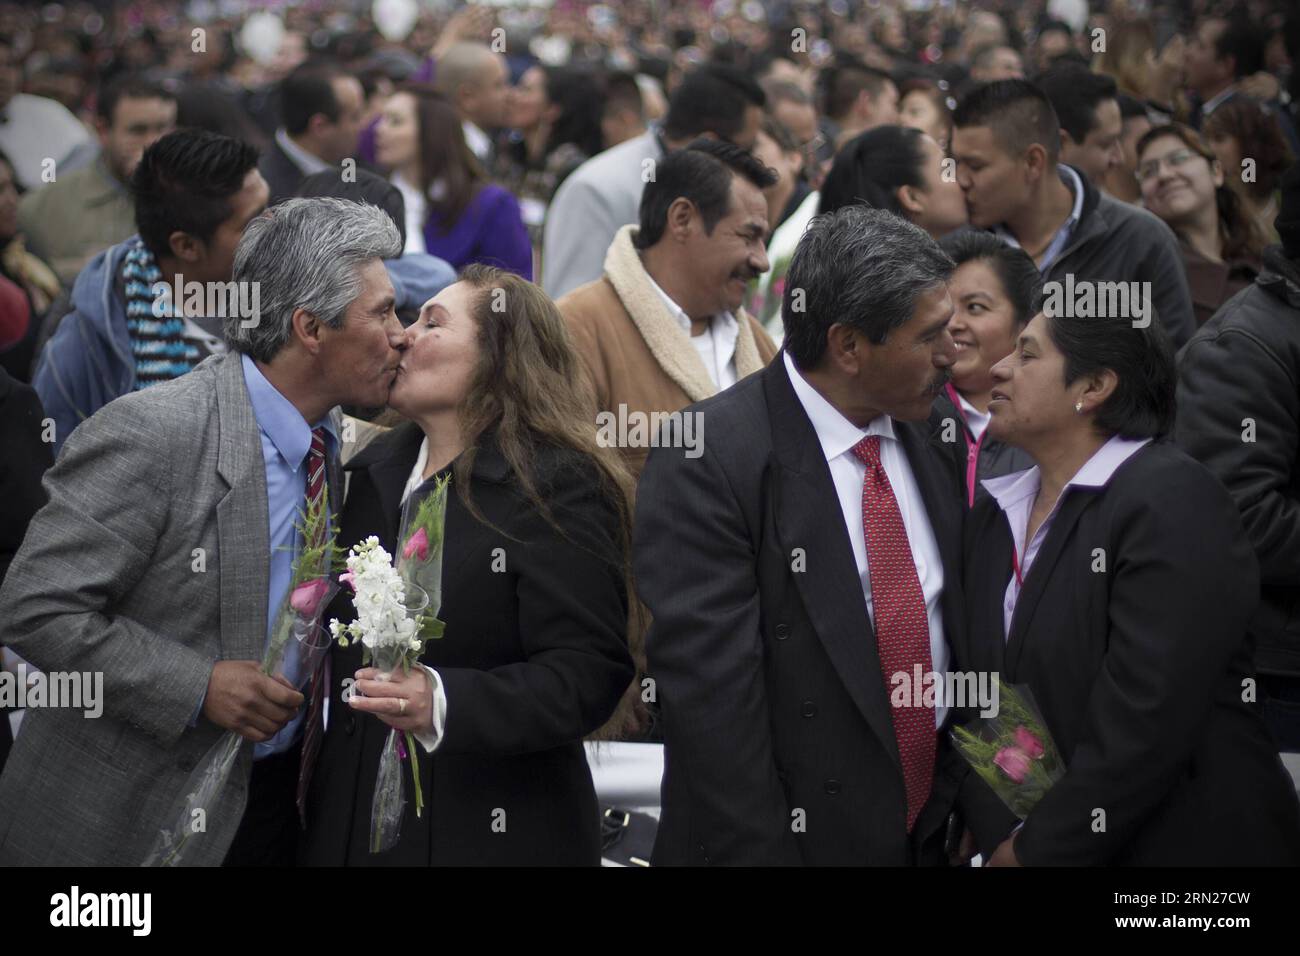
[258,138,309,207]
[299,424,635,865]
[1177,246,1300,678]
[0,367,53,775]
[634,356,971,866]
[959,441,1300,865]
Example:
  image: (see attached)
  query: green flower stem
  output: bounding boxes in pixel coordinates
[406,731,424,818]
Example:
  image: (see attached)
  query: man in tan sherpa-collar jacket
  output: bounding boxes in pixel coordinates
[557,140,780,478]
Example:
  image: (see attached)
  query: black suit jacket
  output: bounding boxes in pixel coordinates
[634,356,971,866]
[300,424,635,865]
[258,139,310,207]
[959,441,1300,865]
[0,369,53,774]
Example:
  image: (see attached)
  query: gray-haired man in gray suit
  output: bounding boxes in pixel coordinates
[0,198,407,865]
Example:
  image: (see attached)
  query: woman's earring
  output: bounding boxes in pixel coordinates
[1075,401,1084,413]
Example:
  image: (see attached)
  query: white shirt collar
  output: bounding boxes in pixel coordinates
[275,127,332,176]
[783,351,897,463]
[402,436,430,505]
[463,120,492,160]
[1202,84,1238,116]
[981,434,1152,511]
[954,390,991,439]
[643,270,738,336]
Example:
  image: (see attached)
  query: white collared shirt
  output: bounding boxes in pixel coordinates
[1201,84,1239,118]
[783,352,950,727]
[463,120,492,161]
[646,272,741,389]
[274,127,332,177]
[956,391,991,442]
[391,170,428,255]
[981,434,1151,639]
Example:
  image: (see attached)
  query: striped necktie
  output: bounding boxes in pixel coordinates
[296,426,328,825]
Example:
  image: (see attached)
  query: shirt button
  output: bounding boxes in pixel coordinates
[801,700,817,718]
[824,779,842,794]
[775,624,790,640]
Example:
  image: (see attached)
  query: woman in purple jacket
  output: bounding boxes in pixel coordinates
[375,83,533,280]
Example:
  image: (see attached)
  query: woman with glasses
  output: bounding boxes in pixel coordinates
[1136,124,1268,327]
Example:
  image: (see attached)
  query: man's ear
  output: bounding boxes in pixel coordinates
[291,306,325,355]
[826,322,868,376]
[854,88,873,120]
[666,196,697,240]
[94,116,112,147]
[167,230,204,265]
[306,111,333,139]
[1024,142,1052,179]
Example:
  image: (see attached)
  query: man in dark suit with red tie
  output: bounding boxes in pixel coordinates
[634,206,971,865]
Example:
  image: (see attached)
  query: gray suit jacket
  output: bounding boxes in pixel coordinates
[540,129,663,299]
[0,352,342,865]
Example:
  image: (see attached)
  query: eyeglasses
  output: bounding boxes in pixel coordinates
[1135,147,1203,183]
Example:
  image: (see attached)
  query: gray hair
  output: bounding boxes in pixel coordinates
[781,206,955,368]
[228,197,402,362]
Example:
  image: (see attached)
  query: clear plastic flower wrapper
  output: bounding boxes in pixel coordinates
[950,679,1065,821]
[331,530,446,854]
[395,473,451,632]
[142,497,339,867]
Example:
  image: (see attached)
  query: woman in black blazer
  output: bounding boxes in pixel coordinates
[959,306,1300,866]
[300,266,636,866]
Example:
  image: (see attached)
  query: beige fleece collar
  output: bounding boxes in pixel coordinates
[602,224,765,402]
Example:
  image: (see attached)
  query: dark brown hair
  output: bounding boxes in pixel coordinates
[1203,98,1295,204]
[399,82,486,229]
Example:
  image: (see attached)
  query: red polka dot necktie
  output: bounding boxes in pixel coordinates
[851,435,935,832]
[296,426,328,824]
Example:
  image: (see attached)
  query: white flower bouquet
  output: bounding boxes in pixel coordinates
[331,528,445,854]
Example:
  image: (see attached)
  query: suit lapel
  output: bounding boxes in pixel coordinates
[764,361,903,771]
[215,354,271,662]
[895,420,965,655]
[1005,490,1096,674]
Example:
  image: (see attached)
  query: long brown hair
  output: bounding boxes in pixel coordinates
[453,265,647,738]
[1137,122,1268,262]
[400,83,486,229]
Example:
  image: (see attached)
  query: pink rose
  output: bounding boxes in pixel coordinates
[994,746,1032,784]
[290,577,329,617]
[1013,726,1045,759]
[402,527,430,562]
[339,571,356,593]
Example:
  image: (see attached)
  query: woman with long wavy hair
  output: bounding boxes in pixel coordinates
[300,265,636,865]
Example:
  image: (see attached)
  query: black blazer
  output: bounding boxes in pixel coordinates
[258,139,309,207]
[959,440,1300,865]
[0,368,53,775]
[634,355,971,866]
[299,424,635,865]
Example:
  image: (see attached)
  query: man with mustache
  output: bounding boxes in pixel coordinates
[634,207,972,865]
[0,198,406,865]
[558,139,779,479]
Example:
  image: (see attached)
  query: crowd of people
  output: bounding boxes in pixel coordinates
[2,0,1300,867]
